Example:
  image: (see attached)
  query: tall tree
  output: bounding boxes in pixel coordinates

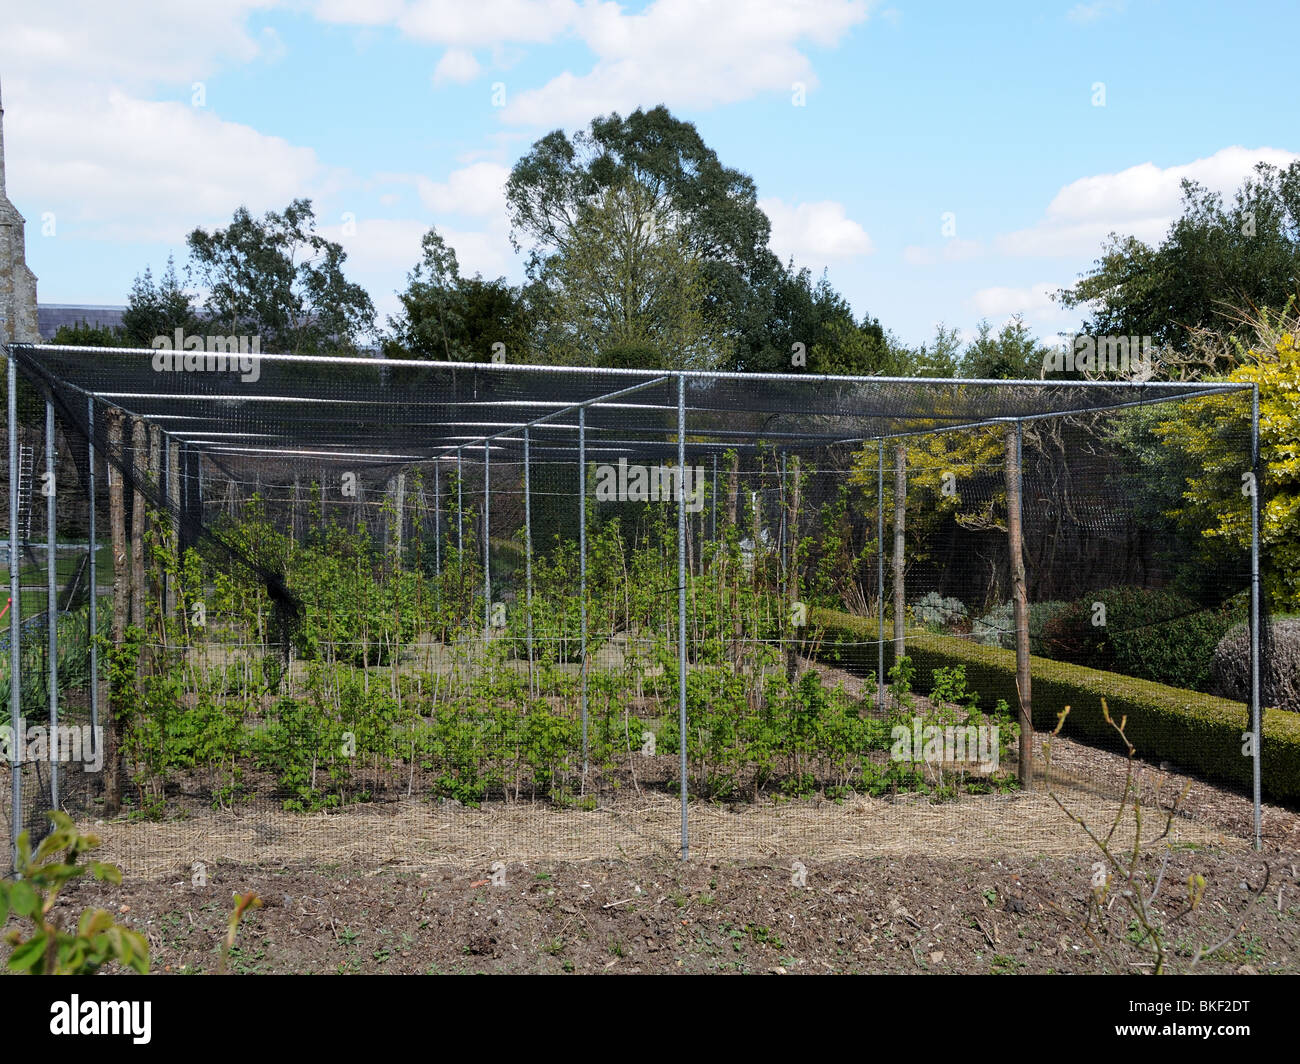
[1057,160,1300,364]
[961,315,1053,379]
[386,228,531,362]
[187,199,375,354]
[532,178,729,369]
[507,106,780,369]
[120,256,198,347]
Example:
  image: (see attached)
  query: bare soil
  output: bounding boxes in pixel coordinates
[48,846,1300,975]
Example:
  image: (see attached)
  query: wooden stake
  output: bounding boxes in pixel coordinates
[104,409,128,816]
[892,444,906,661]
[130,418,147,631]
[1005,422,1034,790]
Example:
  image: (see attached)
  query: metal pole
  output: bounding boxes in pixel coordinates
[1250,385,1262,851]
[579,408,588,779]
[677,375,688,860]
[433,459,441,579]
[9,352,23,869]
[456,448,463,557]
[877,439,884,710]
[483,441,491,633]
[46,400,59,810]
[87,397,98,754]
[523,427,534,696]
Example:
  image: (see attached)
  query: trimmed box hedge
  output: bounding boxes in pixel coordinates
[809,607,1300,802]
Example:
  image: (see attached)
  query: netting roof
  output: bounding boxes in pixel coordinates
[11,343,1253,467]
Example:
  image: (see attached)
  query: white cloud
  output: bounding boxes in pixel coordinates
[7,89,330,244]
[968,282,1076,342]
[504,0,870,125]
[970,283,1060,319]
[0,1,282,91]
[313,0,579,45]
[310,0,874,126]
[761,198,874,266]
[415,162,511,217]
[323,213,516,322]
[432,48,482,84]
[996,146,1300,258]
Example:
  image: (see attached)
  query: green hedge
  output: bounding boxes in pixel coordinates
[809,607,1300,802]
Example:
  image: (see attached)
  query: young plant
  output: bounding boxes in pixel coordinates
[1,811,148,974]
[1044,701,1269,974]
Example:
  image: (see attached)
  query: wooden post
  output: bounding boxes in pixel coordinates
[130,418,147,632]
[394,471,406,559]
[786,454,801,680]
[166,433,180,617]
[147,425,161,634]
[726,451,739,528]
[1005,422,1033,789]
[104,409,129,816]
[892,444,906,661]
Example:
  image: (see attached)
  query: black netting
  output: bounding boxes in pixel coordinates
[2,344,1271,871]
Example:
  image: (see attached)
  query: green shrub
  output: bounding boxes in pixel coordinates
[973,600,1069,655]
[1040,588,1240,693]
[913,592,968,631]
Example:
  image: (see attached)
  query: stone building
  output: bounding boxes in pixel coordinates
[0,77,39,346]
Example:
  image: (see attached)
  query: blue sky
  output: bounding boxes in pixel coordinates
[3,0,1296,348]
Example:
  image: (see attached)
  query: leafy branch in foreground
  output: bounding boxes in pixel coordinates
[1043,701,1269,974]
[0,811,148,974]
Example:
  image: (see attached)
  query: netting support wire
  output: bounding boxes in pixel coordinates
[877,439,885,711]
[677,374,689,861]
[8,350,22,871]
[86,396,98,754]
[579,407,589,781]
[523,426,534,698]
[46,399,59,810]
[1250,383,1262,851]
[483,440,491,635]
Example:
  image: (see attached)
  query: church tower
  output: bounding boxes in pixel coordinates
[0,77,40,345]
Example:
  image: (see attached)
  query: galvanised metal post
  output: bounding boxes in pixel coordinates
[433,459,441,579]
[483,441,491,634]
[9,352,23,870]
[456,448,463,557]
[523,427,534,696]
[86,397,98,750]
[677,374,688,860]
[1250,384,1262,851]
[579,407,588,779]
[876,439,884,710]
[46,399,59,809]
